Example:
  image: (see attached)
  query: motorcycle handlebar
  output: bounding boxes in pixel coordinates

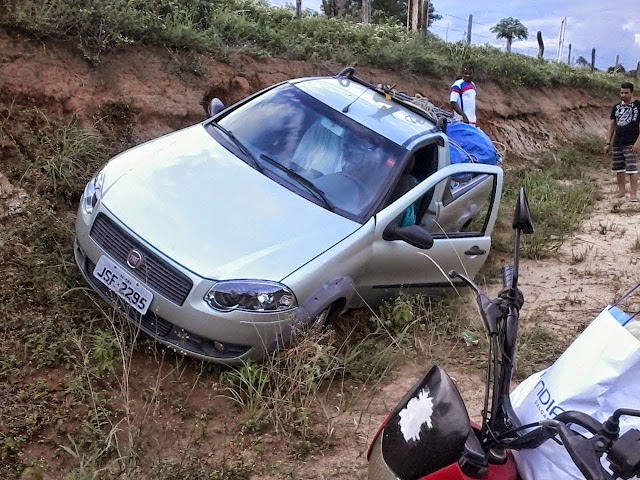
[503,410,640,480]
[555,422,607,480]
[501,265,514,290]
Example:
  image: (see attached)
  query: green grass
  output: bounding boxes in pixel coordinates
[516,323,572,379]
[494,135,602,259]
[0,0,625,90]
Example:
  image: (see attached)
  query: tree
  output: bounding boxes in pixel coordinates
[575,56,589,68]
[607,65,626,74]
[321,0,352,17]
[370,0,441,26]
[490,17,528,53]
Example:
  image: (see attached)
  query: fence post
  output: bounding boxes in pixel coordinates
[537,31,544,60]
[591,48,596,72]
[466,15,472,44]
[296,0,301,18]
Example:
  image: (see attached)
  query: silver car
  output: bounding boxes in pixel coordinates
[74,71,503,364]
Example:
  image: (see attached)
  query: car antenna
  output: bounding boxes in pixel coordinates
[342,87,368,113]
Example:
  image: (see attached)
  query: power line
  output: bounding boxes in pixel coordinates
[431,8,609,68]
[440,12,468,22]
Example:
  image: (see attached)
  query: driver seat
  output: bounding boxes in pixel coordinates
[292,119,344,175]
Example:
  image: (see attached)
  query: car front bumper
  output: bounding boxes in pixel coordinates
[74,208,315,365]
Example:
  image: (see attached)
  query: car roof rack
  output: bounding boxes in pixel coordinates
[335,67,453,129]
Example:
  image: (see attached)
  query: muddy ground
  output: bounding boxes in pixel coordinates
[1,28,637,480]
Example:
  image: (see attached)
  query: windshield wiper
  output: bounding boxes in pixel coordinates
[210,121,263,173]
[259,154,336,212]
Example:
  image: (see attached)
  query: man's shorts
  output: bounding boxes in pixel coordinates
[612,145,638,174]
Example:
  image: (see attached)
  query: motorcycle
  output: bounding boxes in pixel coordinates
[367,188,640,480]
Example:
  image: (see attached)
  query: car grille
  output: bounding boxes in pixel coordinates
[85,258,173,337]
[90,213,193,305]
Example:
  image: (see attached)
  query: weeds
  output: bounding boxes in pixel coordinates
[6,109,106,203]
[220,361,270,415]
[498,136,601,259]
[516,323,571,379]
[0,0,624,90]
[570,245,591,264]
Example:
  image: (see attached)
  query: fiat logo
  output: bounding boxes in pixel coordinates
[126,250,143,269]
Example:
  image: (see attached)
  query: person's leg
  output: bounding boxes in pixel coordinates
[624,145,639,201]
[617,172,626,197]
[612,146,626,197]
[629,174,638,201]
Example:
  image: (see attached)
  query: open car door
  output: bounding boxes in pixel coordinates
[360,163,503,301]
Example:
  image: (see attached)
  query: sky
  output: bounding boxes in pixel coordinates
[428,0,640,71]
[269,0,640,71]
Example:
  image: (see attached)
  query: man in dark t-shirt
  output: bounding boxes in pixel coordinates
[605,82,640,201]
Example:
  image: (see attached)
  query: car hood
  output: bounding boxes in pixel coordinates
[100,124,361,281]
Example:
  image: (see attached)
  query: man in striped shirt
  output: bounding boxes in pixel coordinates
[450,65,477,126]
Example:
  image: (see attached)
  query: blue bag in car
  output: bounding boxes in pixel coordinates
[447,122,501,167]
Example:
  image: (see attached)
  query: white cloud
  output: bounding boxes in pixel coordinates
[522,16,565,29]
[636,34,640,47]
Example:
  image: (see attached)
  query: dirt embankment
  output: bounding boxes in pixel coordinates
[0,29,615,158]
[0,27,626,480]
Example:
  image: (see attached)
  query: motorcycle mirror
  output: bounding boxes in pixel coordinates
[207,98,225,117]
[512,188,535,234]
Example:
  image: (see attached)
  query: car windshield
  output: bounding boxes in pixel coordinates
[213,83,407,221]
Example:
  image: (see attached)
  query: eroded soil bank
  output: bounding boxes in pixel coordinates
[0,30,615,157]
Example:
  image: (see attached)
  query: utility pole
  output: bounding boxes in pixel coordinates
[636,61,640,80]
[615,54,620,73]
[556,17,566,62]
[467,14,472,44]
[567,43,572,65]
[591,48,596,72]
[296,0,301,18]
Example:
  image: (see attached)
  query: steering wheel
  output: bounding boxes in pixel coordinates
[313,172,368,212]
[339,172,368,205]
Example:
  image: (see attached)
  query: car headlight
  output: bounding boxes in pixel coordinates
[82,170,106,215]
[204,280,297,312]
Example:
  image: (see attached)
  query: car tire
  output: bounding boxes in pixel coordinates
[311,306,332,329]
[309,300,344,330]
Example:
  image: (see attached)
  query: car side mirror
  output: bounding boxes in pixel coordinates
[512,188,535,234]
[383,224,434,249]
[207,98,225,117]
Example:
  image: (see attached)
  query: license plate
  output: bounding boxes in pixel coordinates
[93,256,153,314]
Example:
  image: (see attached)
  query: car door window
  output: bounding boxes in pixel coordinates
[419,173,496,237]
